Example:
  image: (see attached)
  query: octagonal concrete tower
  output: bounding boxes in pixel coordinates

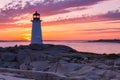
[31,11,43,44]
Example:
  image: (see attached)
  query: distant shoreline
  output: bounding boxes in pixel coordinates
[88,39,120,43]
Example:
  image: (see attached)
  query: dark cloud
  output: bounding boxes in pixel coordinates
[83,28,120,31]
[81,28,120,34]
[107,21,120,23]
[98,10,120,20]
[0,0,109,23]
[43,10,120,26]
[83,30,120,34]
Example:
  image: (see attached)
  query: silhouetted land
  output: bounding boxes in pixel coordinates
[88,39,120,43]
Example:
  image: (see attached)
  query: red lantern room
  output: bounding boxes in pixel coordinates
[33,11,40,20]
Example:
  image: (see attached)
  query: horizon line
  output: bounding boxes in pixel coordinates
[0,39,120,42]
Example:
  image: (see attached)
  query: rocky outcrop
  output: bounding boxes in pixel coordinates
[1,52,16,62]
[0,44,119,80]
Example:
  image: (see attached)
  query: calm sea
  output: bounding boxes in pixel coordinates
[0,40,120,54]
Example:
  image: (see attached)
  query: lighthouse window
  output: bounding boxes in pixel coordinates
[37,15,40,18]
[33,15,37,18]
[33,15,39,19]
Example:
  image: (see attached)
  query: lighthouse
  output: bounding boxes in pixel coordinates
[31,11,43,44]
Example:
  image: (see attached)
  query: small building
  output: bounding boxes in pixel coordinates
[31,11,43,44]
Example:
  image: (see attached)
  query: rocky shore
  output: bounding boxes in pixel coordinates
[0,44,120,80]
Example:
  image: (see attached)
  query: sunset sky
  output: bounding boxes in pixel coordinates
[0,0,120,40]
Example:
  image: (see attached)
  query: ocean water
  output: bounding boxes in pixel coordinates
[0,40,120,54]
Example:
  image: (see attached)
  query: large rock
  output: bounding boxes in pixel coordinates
[20,63,30,70]
[114,59,120,70]
[0,47,6,52]
[29,44,43,50]
[103,70,117,80]
[2,62,19,68]
[29,61,50,70]
[22,71,65,80]
[105,60,114,66]
[47,62,66,74]
[17,50,28,63]
[5,45,18,53]
[115,59,120,66]
[66,65,96,76]
[57,63,82,75]
[1,52,16,62]
[17,49,33,64]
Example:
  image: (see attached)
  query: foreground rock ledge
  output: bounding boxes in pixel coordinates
[0,44,120,80]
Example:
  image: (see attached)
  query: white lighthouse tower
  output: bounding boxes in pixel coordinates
[31,11,43,44]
